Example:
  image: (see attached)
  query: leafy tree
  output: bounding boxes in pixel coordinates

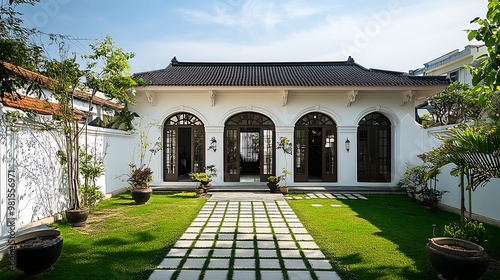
[467,0,500,122]
[424,82,482,127]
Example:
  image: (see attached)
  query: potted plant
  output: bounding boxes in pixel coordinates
[276,136,292,195]
[189,165,217,195]
[127,119,162,204]
[12,229,63,276]
[279,168,292,195]
[267,175,280,193]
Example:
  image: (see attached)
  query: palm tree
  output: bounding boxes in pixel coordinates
[423,123,500,223]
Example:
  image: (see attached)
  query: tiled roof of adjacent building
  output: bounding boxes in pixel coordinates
[134,57,449,87]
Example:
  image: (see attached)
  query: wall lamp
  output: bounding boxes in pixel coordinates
[208,137,217,152]
[345,138,351,153]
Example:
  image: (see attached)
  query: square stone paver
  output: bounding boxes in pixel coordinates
[208,258,231,269]
[308,259,333,270]
[294,234,314,241]
[222,222,237,227]
[273,228,290,234]
[257,240,276,248]
[259,249,278,258]
[220,227,236,233]
[255,227,272,233]
[302,250,326,259]
[203,270,229,280]
[158,257,183,268]
[203,227,219,233]
[177,270,202,280]
[212,248,232,257]
[298,241,319,249]
[234,248,255,257]
[291,228,308,234]
[280,249,302,258]
[287,222,304,228]
[238,227,254,233]
[255,222,270,228]
[215,240,234,248]
[315,271,342,280]
[189,248,211,257]
[233,258,256,269]
[260,270,285,280]
[166,248,189,257]
[180,233,198,240]
[194,240,214,248]
[283,259,307,269]
[239,222,254,227]
[256,234,274,240]
[182,258,206,269]
[236,233,254,240]
[275,234,294,241]
[236,240,254,248]
[218,233,235,240]
[232,270,256,280]
[149,269,176,280]
[259,258,281,269]
[174,240,194,248]
[186,227,203,233]
[199,233,216,240]
[287,270,313,280]
[277,241,297,249]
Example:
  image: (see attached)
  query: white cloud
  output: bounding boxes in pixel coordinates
[131,0,488,73]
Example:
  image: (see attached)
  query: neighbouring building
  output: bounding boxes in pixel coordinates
[409,45,487,84]
[132,57,448,190]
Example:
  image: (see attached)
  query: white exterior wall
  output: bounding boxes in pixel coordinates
[131,88,432,188]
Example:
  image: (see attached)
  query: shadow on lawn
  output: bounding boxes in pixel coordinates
[341,195,456,280]
[340,195,500,279]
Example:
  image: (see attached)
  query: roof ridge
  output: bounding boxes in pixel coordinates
[168,57,356,67]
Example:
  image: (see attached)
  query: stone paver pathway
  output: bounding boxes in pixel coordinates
[149,194,341,280]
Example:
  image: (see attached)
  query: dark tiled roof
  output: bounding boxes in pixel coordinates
[134,57,449,87]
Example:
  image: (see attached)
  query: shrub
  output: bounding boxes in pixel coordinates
[443,218,487,245]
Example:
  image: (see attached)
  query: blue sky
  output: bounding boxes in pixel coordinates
[18,0,487,73]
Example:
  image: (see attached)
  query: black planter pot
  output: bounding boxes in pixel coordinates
[14,229,63,276]
[65,209,89,227]
[426,237,489,280]
[267,182,279,193]
[131,187,153,204]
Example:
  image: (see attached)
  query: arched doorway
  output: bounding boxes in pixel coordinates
[357,112,391,182]
[224,112,275,182]
[163,112,205,181]
[294,113,337,182]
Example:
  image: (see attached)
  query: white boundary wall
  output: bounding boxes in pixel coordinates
[0,113,134,237]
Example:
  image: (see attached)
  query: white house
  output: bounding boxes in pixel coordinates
[132,57,448,190]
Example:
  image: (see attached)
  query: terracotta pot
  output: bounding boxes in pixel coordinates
[426,237,489,280]
[195,188,204,195]
[14,229,63,276]
[131,187,153,204]
[280,187,289,195]
[65,209,89,227]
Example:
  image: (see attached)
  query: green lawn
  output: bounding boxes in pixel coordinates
[287,194,500,280]
[0,192,206,280]
[1,193,499,280]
